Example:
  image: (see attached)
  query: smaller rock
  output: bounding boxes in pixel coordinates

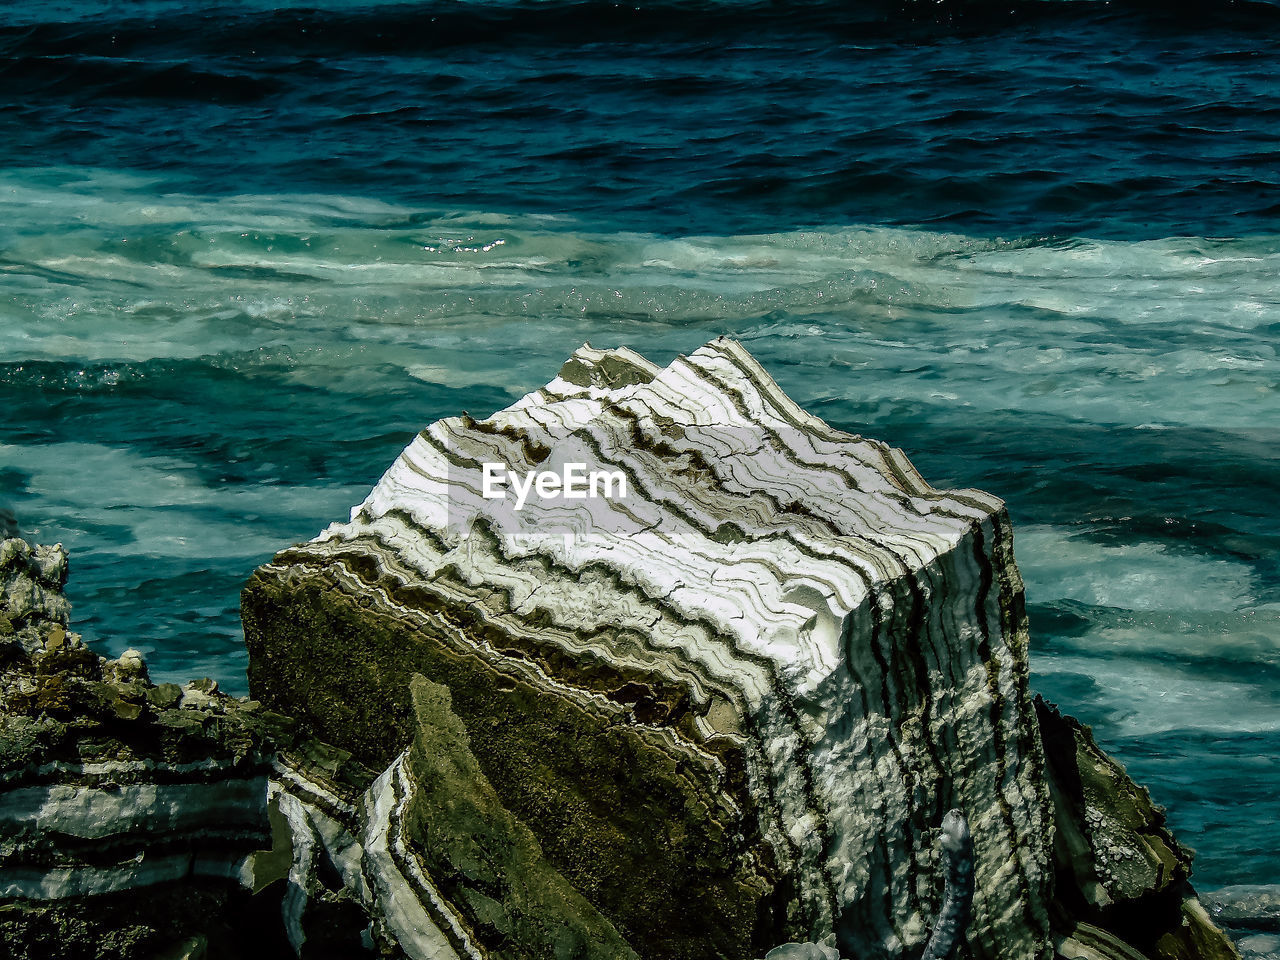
[111,699,144,721]
[1205,886,1280,932]
[31,543,68,588]
[764,935,842,960]
[111,680,148,703]
[155,708,208,733]
[180,684,217,711]
[1231,933,1280,960]
[191,677,219,695]
[148,683,183,710]
[105,648,149,683]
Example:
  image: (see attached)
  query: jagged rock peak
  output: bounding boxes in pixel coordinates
[1,537,72,656]
[244,337,1055,960]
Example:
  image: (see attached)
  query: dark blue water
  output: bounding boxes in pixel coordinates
[5,0,1280,237]
[2,0,1277,891]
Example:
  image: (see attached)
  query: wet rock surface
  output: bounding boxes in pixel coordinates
[1204,887,1280,932]
[1202,886,1280,960]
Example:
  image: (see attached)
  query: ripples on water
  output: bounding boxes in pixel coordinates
[4,0,1280,235]
[1,0,1277,887]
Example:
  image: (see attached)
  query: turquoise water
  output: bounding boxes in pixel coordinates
[2,0,1278,890]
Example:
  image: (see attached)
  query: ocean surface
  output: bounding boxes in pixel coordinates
[2,0,1277,893]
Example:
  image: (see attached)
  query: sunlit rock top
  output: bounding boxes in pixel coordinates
[247,338,1054,960]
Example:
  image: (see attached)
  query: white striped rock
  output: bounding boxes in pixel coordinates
[241,338,1231,960]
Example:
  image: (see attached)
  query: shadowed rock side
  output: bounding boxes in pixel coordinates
[402,673,640,958]
[1037,699,1237,960]
[765,809,973,960]
[244,551,781,960]
[241,337,1239,960]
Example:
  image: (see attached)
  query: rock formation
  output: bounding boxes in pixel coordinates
[0,537,294,960]
[1036,698,1235,960]
[240,337,1240,960]
[0,340,1244,960]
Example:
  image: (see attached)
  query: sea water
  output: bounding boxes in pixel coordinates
[1,0,1276,890]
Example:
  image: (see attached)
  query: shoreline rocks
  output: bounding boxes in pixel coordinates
[1205,887,1280,933]
[241,338,1239,960]
[0,537,295,959]
[0,339,1252,960]
[1202,887,1280,960]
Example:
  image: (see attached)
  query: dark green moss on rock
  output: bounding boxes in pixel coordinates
[404,674,639,960]
[242,562,791,960]
[0,882,294,960]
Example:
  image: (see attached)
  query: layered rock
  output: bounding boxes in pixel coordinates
[1036,699,1239,960]
[241,337,1237,960]
[1,340,1239,960]
[0,537,294,960]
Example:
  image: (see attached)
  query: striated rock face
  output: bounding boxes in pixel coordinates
[268,673,643,960]
[0,537,294,960]
[0,341,1243,960]
[242,337,1236,960]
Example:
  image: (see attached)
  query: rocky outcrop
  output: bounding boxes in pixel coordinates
[0,340,1245,960]
[1039,700,1188,918]
[241,337,1240,960]
[0,537,294,959]
[1036,698,1232,960]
